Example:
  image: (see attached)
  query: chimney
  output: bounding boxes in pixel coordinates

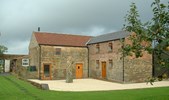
[38,27,40,32]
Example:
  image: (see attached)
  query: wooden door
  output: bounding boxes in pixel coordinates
[102,62,106,78]
[42,64,52,80]
[76,63,83,79]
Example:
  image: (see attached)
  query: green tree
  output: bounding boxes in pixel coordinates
[0,45,7,73]
[0,45,7,54]
[123,0,169,60]
[123,0,169,83]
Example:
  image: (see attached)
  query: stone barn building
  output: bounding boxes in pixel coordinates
[29,31,152,83]
[0,54,29,78]
[29,32,91,80]
[87,31,152,83]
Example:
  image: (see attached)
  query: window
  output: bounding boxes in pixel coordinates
[56,48,61,55]
[22,59,29,67]
[96,60,99,69]
[27,66,37,72]
[96,44,100,53]
[108,42,113,52]
[109,59,113,69]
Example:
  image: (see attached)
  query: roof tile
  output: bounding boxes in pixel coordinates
[34,32,92,47]
[87,31,130,44]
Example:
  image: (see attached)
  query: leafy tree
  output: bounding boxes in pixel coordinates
[0,45,7,54]
[0,45,7,73]
[123,0,169,83]
[123,0,169,61]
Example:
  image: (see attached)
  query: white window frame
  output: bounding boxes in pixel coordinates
[22,59,29,67]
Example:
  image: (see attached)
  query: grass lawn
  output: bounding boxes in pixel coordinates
[0,75,169,100]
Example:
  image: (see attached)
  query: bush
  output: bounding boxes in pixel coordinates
[0,65,3,73]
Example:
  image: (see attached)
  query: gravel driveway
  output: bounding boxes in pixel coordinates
[29,78,169,91]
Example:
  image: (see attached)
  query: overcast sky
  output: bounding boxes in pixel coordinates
[0,0,167,54]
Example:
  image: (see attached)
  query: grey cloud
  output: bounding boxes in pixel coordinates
[0,0,167,54]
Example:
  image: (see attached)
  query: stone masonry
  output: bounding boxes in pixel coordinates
[29,32,89,80]
[88,40,124,82]
[39,45,88,79]
[88,39,152,83]
[28,31,152,83]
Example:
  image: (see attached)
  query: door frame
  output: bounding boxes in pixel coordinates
[102,61,107,79]
[42,63,52,80]
[76,63,83,79]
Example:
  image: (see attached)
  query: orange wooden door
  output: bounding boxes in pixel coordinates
[42,64,52,80]
[102,62,106,78]
[76,63,83,79]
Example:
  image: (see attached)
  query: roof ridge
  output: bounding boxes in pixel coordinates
[94,30,127,37]
[33,31,92,37]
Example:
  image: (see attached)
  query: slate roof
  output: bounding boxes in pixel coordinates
[87,31,130,44]
[34,32,92,47]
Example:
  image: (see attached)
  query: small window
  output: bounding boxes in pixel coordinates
[56,48,61,55]
[27,66,37,72]
[22,59,29,67]
[96,44,100,53]
[108,42,113,52]
[109,59,113,69]
[96,60,99,69]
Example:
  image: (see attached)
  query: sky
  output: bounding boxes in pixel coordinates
[0,0,167,54]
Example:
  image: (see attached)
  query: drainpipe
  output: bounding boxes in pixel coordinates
[122,51,124,82]
[152,50,154,77]
[39,45,41,79]
[122,39,125,83]
[87,46,90,78]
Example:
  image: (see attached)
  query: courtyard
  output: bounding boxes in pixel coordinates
[29,78,169,91]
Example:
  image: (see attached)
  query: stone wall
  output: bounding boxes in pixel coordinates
[124,52,152,83]
[12,56,38,79]
[88,40,124,82]
[88,39,152,83]
[29,46,39,78]
[29,33,40,79]
[0,54,36,79]
[40,45,88,80]
[123,34,152,82]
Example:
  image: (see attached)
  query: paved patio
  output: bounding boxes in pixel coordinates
[29,78,169,91]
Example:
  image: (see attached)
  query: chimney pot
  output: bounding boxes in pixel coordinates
[38,27,40,32]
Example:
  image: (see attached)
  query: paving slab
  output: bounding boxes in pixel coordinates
[28,78,169,91]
